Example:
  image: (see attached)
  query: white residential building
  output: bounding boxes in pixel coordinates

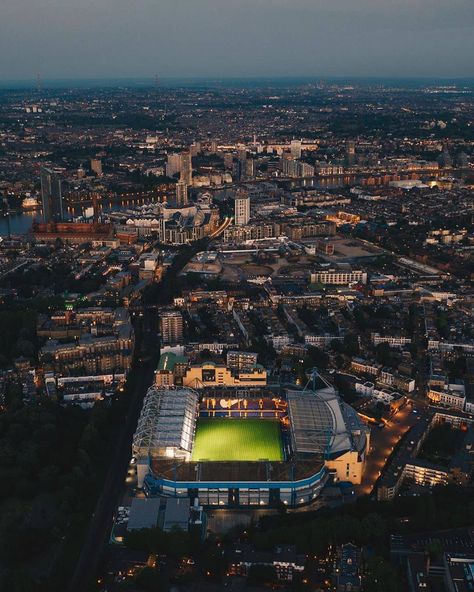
[310,269,368,286]
[235,194,250,226]
[372,333,412,348]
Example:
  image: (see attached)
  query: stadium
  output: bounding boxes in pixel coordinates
[132,376,370,508]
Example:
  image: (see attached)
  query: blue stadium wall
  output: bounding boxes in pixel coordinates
[143,465,329,508]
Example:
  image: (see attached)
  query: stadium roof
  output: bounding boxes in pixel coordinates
[132,386,199,457]
[287,385,367,458]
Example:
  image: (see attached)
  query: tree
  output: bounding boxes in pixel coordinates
[342,334,360,356]
[427,539,443,562]
[199,542,226,579]
[360,513,386,544]
[365,556,402,592]
[124,526,192,559]
[2,569,38,592]
[247,564,277,586]
[305,346,329,369]
[16,338,35,358]
[375,342,392,366]
[135,567,168,591]
[199,348,212,361]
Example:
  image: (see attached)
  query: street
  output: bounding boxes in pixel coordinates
[357,402,422,496]
[67,354,156,592]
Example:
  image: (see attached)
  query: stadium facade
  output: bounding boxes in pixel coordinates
[132,379,369,509]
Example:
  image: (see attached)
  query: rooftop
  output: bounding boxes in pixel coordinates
[132,386,199,457]
[157,352,188,372]
[287,385,368,458]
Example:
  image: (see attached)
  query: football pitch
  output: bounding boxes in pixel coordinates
[191,418,284,462]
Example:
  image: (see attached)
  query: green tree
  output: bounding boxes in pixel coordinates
[342,334,360,356]
[427,539,443,562]
[365,556,402,592]
[247,564,277,586]
[375,342,393,365]
[135,567,168,591]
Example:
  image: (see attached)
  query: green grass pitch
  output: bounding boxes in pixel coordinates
[191,418,283,462]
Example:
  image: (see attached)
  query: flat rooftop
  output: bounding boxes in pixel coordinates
[313,236,384,262]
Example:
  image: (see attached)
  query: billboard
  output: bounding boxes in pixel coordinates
[202,368,216,383]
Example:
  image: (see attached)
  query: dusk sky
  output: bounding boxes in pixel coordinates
[1,0,473,80]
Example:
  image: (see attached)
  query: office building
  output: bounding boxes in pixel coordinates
[346,140,356,165]
[233,157,246,182]
[174,181,188,208]
[234,192,250,226]
[182,361,267,389]
[155,352,189,387]
[40,167,64,222]
[282,156,299,177]
[160,310,184,345]
[190,142,201,157]
[223,153,234,170]
[310,269,368,286]
[90,158,102,176]
[299,161,315,177]
[166,153,182,178]
[245,158,255,179]
[180,151,192,185]
[227,350,258,372]
[290,139,302,159]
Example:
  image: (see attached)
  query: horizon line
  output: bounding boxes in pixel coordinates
[2,74,474,83]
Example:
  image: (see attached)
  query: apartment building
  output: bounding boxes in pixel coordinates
[160,310,184,345]
[310,269,368,286]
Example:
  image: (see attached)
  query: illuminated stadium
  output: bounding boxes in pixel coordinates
[191,418,284,462]
[132,376,370,508]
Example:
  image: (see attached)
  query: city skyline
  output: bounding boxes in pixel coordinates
[0,3,473,586]
[1,0,473,80]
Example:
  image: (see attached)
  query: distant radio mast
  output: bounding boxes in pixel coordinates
[36,72,42,91]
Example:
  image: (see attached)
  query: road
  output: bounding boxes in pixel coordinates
[0,258,29,279]
[209,216,232,239]
[67,355,156,592]
[356,402,422,496]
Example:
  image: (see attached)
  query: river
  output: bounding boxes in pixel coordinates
[0,197,158,237]
[0,177,353,238]
[0,211,40,237]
